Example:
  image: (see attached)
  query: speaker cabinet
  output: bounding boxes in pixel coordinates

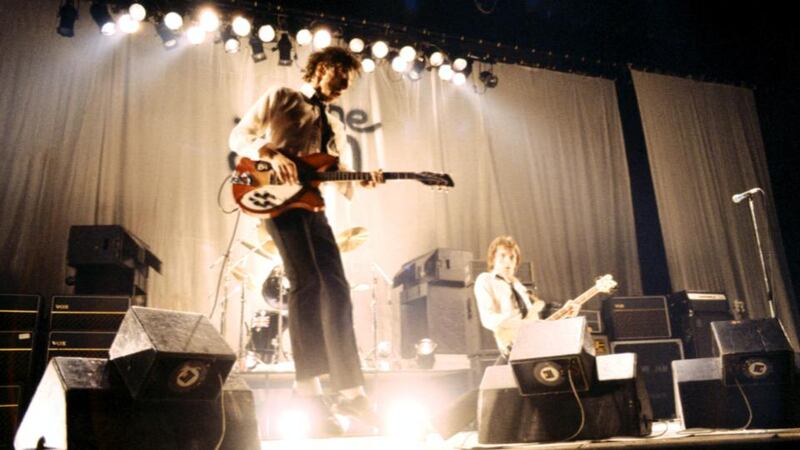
[611,338,684,419]
[711,319,793,386]
[399,284,468,357]
[509,317,595,396]
[673,357,800,429]
[478,356,651,444]
[604,296,671,340]
[109,307,235,400]
[50,295,134,331]
[0,294,41,331]
[0,332,35,385]
[1,385,21,449]
[46,331,117,363]
[669,291,732,358]
[14,357,259,450]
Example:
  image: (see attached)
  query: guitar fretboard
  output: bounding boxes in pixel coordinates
[314,172,420,182]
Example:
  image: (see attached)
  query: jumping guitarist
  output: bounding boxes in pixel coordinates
[228,47,380,436]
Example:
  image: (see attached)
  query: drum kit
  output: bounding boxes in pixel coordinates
[226,223,375,367]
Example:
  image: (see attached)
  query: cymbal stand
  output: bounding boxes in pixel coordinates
[364,261,392,368]
[271,265,290,363]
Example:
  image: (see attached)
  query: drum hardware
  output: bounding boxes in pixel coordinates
[362,261,394,368]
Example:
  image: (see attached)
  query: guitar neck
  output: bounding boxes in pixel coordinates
[315,172,420,182]
[545,286,600,321]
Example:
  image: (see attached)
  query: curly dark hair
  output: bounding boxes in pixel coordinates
[303,47,362,82]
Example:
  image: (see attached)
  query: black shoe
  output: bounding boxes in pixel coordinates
[333,395,380,429]
[295,394,344,437]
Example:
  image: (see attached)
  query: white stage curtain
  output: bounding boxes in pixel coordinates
[632,70,798,345]
[0,1,640,350]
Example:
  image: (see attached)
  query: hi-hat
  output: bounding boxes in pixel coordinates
[336,226,368,252]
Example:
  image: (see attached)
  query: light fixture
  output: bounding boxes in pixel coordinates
[415,338,437,369]
[232,16,251,37]
[453,57,468,72]
[371,40,389,59]
[57,1,78,38]
[349,37,365,53]
[452,72,466,86]
[438,64,454,81]
[198,8,220,32]
[277,33,293,66]
[186,25,206,45]
[391,53,407,73]
[296,28,312,46]
[361,57,376,73]
[407,57,426,81]
[155,21,178,48]
[221,26,240,53]
[128,3,146,22]
[399,45,416,62]
[249,35,266,62]
[163,12,183,30]
[118,14,140,34]
[479,70,498,88]
[90,1,115,35]
[312,28,332,49]
[258,24,276,42]
[429,50,444,67]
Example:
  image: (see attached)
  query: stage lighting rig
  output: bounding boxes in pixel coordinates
[250,36,267,63]
[57,0,78,37]
[277,33,294,66]
[479,70,499,88]
[90,1,115,36]
[155,20,178,49]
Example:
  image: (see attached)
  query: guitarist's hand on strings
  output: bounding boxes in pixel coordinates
[260,146,298,184]
[360,170,384,189]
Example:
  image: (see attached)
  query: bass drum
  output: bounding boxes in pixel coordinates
[247,310,279,356]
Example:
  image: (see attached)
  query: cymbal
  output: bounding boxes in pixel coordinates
[336,226,368,253]
[255,223,281,258]
[241,240,277,260]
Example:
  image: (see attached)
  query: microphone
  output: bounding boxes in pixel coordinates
[732,187,763,204]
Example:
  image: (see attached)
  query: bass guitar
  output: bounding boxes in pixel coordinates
[231,153,454,218]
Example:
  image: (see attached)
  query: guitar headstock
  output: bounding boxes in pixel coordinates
[416,172,454,192]
[594,274,618,294]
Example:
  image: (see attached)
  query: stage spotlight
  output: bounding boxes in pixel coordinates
[399,45,416,62]
[155,21,178,48]
[250,36,266,62]
[57,1,78,38]
[361,57,376,73]
[232,16,251,37]
[258,24,275,42]
[313,28,332,49]
[224,35,240,53]
[371,40,389,59]
[385,399,431,438]
[415,338,437,369]
[391,54,408,73]
[198,8,220,32]
[429,51,444,67]
[453,57,468,72]
[407,57,426,81]
[90,1,115,35]
[277,33,293,66]
[296,28,312,46]
[349,37,365,53]
[479,70,499,88]
[118,14,140,34]
[186,25,206,45]
[129,3,146,22]
[452,72,466,86]
[164,12,183,30]
[438,64,453,81]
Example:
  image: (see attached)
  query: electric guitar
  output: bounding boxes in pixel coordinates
[545,274,617,320]
[231,153,454,218]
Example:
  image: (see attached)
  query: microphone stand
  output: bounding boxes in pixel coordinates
[744,194,776,319]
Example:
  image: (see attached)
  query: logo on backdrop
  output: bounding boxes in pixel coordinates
[226,106,382,171]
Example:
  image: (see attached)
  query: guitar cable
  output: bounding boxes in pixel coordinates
[562,368,586,442]
[209,174,242,320]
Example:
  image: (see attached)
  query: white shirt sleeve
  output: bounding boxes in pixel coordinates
[229,87,281,160]
[474,273,522,333]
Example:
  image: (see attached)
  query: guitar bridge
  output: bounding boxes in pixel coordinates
[231,173,253,186]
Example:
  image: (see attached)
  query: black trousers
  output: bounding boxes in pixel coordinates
[263,209,364,390]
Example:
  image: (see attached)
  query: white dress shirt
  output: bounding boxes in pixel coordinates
[474,271,544,353]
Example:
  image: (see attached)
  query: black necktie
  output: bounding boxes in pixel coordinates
[496,274,528,318]
[306,94,332,154]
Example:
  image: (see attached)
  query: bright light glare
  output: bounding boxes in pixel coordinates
[258,24,276,42]
[429,51,444,67]
[296,29,312,46]
[453,72,467,85]
[384,399,431,438]
[453,57,468,71]
[371,41,389,59]
[391,55,408,72]
[277,409,311,440]
[199,8,220,32]
[224,38,240,54]
[118,14,140,34]
[313,29,332,49]
[164,12,183,30]
[361,58,376,73]
[438,64,454,81]
[101,22,117,36]
[349,38,365,53]
[399,45,416,62]
[187,25,206,45]
[129,3,146,22]
[232,16,251,37]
